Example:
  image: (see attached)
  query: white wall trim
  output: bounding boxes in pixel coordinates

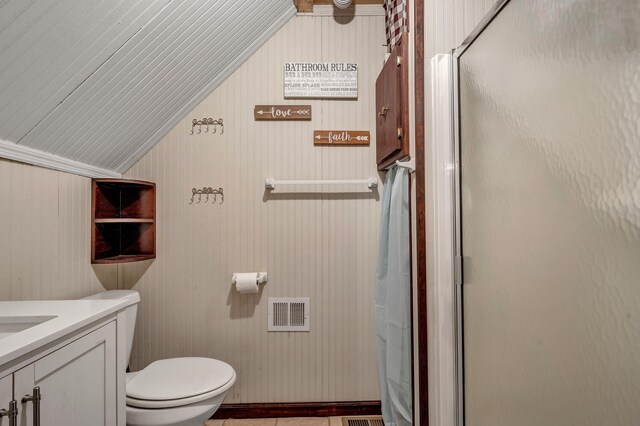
[428,53,457,426]
[308,5,385,16]
[0,139,121,178]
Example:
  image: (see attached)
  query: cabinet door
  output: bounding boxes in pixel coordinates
[375,32,409,170]
[14,322,117,426]
[0,375,13,426]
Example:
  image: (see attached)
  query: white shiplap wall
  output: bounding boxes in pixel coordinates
[0,158,115,301]
[0,0,295,175]
[121,10,386,404]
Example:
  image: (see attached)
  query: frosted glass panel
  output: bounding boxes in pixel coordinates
[458,1,640,425]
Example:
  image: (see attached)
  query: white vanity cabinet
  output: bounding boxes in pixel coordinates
[0,375,13,426]
[0,318,122,426]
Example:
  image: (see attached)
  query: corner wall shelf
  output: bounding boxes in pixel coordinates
[91,254,156,265]
[91,179,156,264]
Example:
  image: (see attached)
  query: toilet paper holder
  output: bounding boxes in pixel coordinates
[231,272,268,286]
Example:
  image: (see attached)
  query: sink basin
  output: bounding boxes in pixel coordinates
[0,316,57,340]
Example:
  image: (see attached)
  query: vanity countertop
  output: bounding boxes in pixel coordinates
[0,299,128,367]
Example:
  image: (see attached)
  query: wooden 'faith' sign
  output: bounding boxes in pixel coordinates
[254,105,311,121]
[313,130,370,146]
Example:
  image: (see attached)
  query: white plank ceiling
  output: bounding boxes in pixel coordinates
[0,0,296,175]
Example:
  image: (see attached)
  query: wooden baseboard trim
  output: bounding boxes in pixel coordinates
[212,401,382,419]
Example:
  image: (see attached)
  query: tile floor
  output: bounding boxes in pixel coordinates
[206,417,344,426]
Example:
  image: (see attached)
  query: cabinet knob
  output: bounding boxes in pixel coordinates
[378,106,390,117]
[0,400,18,426]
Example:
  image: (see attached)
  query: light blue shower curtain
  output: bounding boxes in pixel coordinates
[375,166,412,426]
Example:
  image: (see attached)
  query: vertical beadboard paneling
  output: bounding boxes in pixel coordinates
[0,160,11,300]
[10,163,59,300]
[58,171,109,298]
[0,158,113,301]
[123,12,386,404]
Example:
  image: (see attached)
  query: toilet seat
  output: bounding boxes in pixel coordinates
[126,357,236,409]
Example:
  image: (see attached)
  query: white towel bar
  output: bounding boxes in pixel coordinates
[265,178,378,190]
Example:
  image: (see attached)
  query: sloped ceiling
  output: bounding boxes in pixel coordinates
[0,0,296,176]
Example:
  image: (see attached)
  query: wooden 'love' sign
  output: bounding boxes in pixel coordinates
[313,130,370,146]
[254,105,311,121]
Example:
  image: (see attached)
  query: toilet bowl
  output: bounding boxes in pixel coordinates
[83,291,236,426]
[125,358,236,426]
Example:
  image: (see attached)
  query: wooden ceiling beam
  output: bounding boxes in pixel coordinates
[294,0,314,13]
[294,0,384,13]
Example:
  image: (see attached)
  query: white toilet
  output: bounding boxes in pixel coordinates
[84,290,236,426]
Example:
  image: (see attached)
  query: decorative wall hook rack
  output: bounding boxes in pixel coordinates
[190,118,224,135]
[189,187,224,204]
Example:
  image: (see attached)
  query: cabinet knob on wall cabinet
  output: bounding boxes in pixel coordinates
[0,400,18,426]
[378,106,389,117]
[22,387,41,426]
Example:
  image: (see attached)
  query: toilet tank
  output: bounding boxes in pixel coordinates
[82,290,140,365]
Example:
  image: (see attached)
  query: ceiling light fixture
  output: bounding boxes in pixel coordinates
[333,0,352,9]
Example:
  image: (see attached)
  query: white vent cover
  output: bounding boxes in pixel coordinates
[268,298,310,332]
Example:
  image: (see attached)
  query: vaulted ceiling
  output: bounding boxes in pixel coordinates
[0,0,296,177]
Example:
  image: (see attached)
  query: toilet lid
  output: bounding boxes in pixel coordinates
[126,357,235,401]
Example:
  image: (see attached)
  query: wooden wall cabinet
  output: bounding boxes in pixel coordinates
[375,32,410,170]
[91,179,156,264]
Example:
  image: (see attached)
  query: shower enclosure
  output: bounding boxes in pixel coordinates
[453,0,640,424]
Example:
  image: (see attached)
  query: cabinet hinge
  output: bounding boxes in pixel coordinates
[397,56,402,67]
[397,127,403,140]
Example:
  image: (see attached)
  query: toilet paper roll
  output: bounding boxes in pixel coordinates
[234,273,259,294]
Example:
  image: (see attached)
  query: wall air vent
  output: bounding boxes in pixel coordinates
[268,298,310,332]
[342,417,384,426]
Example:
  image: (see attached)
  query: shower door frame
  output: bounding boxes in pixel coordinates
[450,1,514,424]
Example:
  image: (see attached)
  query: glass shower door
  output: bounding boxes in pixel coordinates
[456,0,640,425]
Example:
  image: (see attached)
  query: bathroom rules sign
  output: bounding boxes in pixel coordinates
[284,62,358,99]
